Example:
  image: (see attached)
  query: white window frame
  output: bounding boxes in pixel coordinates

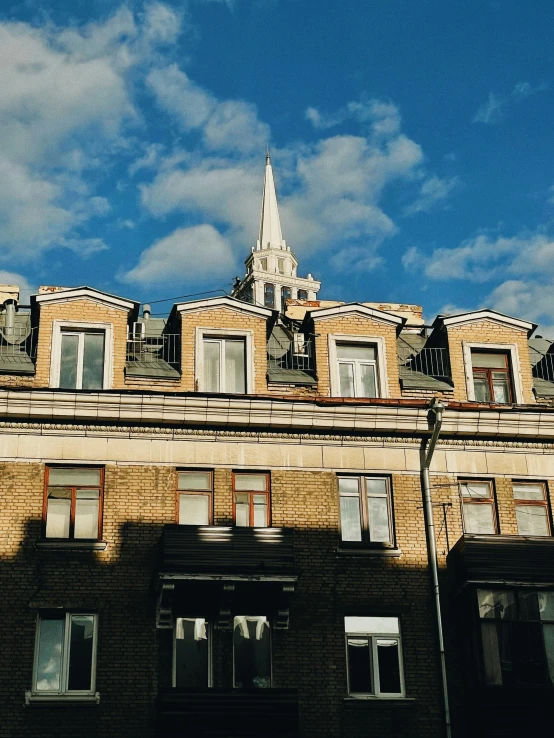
[30,612,98,699]
[328,334,389,399]
[195,327,255,395]
[463,342,524,404]
[50,320,114,391]
[345,616,405,699]
[172,617,212,688]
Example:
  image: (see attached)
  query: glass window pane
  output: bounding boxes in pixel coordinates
[339,362,355,397]
[281,287,291,302]
[225,340,246,394]
[460,482,491,499]
[233,616,271,688]
[82,333,105,390]
[472,352,508,368]
[478,590,516,620]
[175,618,209,687]
[481,622,503,685]
[492,376,510,403]
[59,333,79,389]
[74,490,99,539]
[35,618,64,691]
[337,344,376,361]
[516,505,549,536]
[67,615,94,691]
[297,290,308,300]
[234,474,267,491]
[473,375,491,402]
[253,496,268,527]
[340,495,362,542]
[46,494,71,538]
[513,484,545,501]
[178,472,212,491]
[365,478,387,497]
[518,590,540,621]
[367,496,391,543]
[339,477,360,495]
[359,363,377,398]
[543,624,554,686]
[204,341,220,392]
[49,468,101,486]
[538,592,554,621]
[463,502,495,534]
[377,639,401,694]
[345,616,400,635]
[347,638,372,693]
[264,283,275,309]
[179,494,210,525]
[235,495,250,527]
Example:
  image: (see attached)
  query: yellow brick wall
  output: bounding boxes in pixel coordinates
[312,313,401,398]
[446,320,536,403]
[179,306,268,394]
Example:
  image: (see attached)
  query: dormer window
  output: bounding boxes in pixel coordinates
[471,350,512,403]
[337,343,379,398]
[50,321,113,391]
[204,337,246,394]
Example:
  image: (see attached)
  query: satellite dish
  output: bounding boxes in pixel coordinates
[1,324,30,346]
[267,326,290,359]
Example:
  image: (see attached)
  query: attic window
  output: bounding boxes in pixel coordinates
[471,351,512,403]
[50,321,113,391]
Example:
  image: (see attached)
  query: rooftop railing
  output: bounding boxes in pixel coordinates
[397,345,451,379]
[126,332,180,368]
[531,350,554,383]
[0,325,37,359]
[267,333,315,373]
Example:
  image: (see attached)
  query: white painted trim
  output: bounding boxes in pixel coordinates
[50,320,114,390]
[462,341,525,403]
[442,310,535,334]
[36,287,136,312]
[328,334,390,399]
[310,303,404,326]
[195,327,255,395]
[177,296,272,319]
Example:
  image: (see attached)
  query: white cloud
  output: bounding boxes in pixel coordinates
[403,175,460,215]
[146,64,269,153]
[472,81,548,124]
[305,98,401,135]
[121,224,236,285]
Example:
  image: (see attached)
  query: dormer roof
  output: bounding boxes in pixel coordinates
[175,295,274,319]
[435,309,536,336]
[34,286,138,313]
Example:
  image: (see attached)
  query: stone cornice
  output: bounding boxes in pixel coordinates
[1,389,554,440]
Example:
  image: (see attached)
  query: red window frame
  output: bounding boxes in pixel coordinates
[43,466,104,540]
[175,470,214,524]
[471,351,513,403]
[512,481,551,536]
[232,472,270,527]
[460,479,498,534]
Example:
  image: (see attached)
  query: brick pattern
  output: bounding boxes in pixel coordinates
[311,314,401,398]
[446,320,536,403]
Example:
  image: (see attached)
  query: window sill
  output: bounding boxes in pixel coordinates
[25,692,100,706]
[36,540,108,551]
[336,547,402,558]
[343,697,415,707]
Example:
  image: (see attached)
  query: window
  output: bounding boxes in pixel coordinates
[59,330,105,390]
[264,283,275,309]
[44,467,103,540]
[460,480,497,535]
[478,589,554,686]
[513,482,550,536]
[177,471,212,525]
[345,616,404,697]
[204,337,246,394]
[471,351,512,403]
[233,473,270,527]
[337,343,378,398]
[174,618,210,687]
[233,616,271,688]
[32,613,97,696]
[338,477,394,546]
[297,290,308,300]
[277,258,285,275]
[281,286,291,305]
[260,258,267,271]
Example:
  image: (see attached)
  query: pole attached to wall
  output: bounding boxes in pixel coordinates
[421,398,451,738]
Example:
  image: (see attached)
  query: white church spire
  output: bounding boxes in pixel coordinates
[256,149,286,251]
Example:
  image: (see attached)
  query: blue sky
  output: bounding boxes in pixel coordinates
[1,0,554,330]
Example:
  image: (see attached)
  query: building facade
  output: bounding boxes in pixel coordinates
[1,159,554,738]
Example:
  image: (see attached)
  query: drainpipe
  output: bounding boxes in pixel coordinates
[421,398,451,738]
